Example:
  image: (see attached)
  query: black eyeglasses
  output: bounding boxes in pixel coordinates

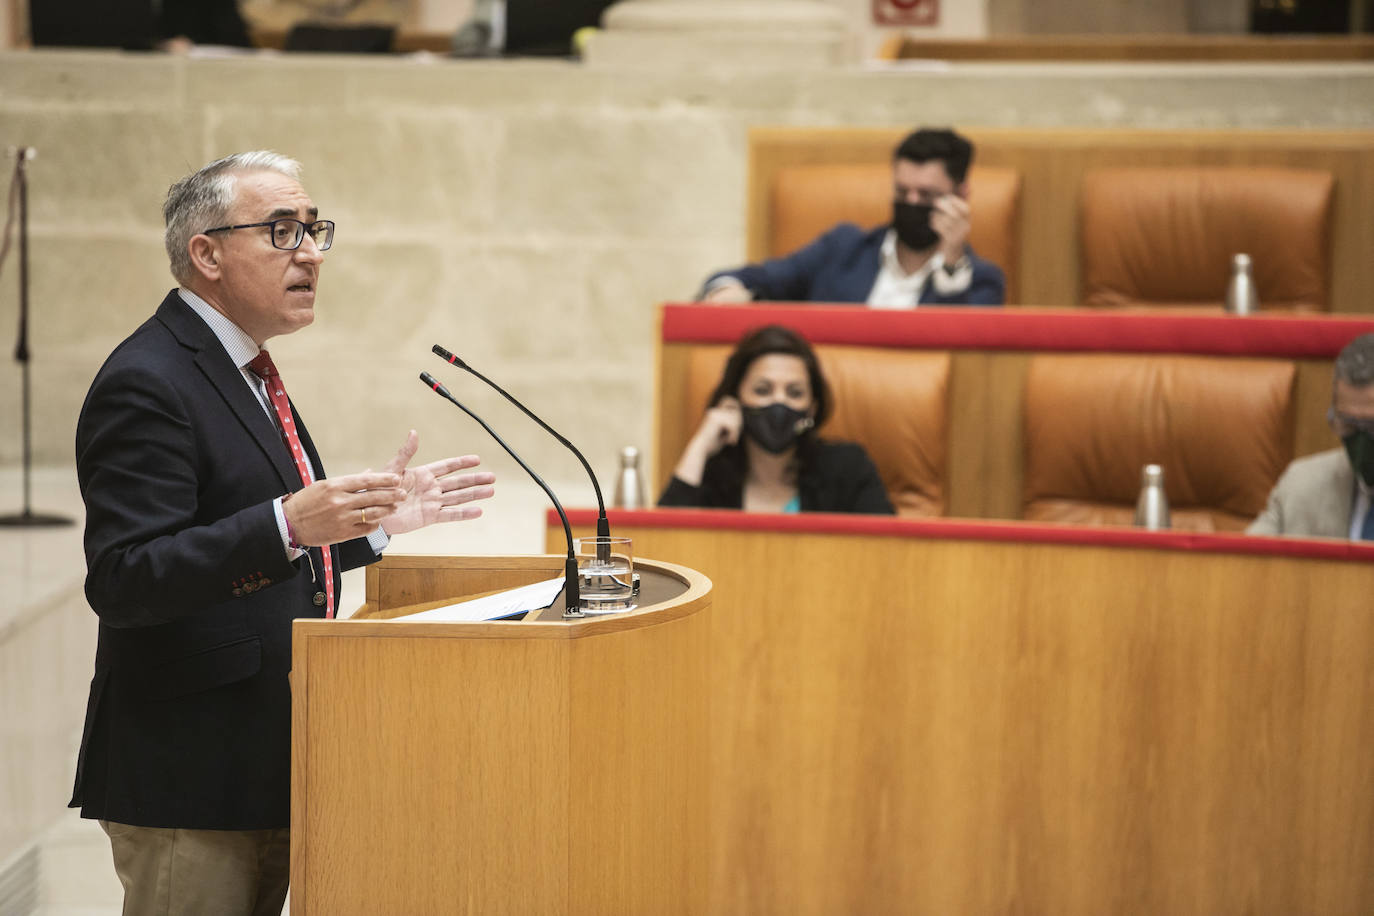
[1328,407,1374,438]
[202,218,335,251]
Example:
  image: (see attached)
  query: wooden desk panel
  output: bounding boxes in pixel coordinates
[549,514,1374,914]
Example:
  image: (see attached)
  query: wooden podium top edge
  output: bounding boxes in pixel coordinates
[296,554,711,641]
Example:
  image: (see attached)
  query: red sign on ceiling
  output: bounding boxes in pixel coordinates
[873,0,939,26]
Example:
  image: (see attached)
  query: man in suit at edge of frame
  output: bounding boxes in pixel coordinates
[1249,332,1374,539]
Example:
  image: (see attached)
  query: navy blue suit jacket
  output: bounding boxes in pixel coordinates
[705,223,1004,306]
[70,290,381,830]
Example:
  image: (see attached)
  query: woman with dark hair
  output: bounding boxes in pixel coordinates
[658,325,894,514]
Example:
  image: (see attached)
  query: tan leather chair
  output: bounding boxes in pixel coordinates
[1079,167,1334,311]
[1022,354,1296,531]
[679,344,950,516]
[769,163,1022,302]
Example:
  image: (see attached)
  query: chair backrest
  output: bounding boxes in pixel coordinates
[1022,354,1297,531]
[681,344,950,516]
[1079,166,1334,310]
[769,163,1022,302]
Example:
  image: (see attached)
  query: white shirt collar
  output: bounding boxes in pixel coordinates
[878,229,944,280]
[867,230,945,310]
[176,288,262,368]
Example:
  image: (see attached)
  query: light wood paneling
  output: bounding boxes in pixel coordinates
[568,605,710,912]
[947,349,1030,519]
[297,632,572,913]
[292,556,711,915]
[365,554,564,618]
[655,341,713,504]
[746,127,1374,313]
[547,520,1374,915]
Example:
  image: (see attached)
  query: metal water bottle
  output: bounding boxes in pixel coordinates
[613,446,646,509]
[1133,464,1171,530]
[1224,253,1258,315]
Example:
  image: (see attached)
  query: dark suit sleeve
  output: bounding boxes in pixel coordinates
[799,442,895,514]
[843,446,896,515]
[338,536,383,572]
[658,476,705,508]
[702,225,860,302]
[962,258,1006,305]
[78,362,298,628]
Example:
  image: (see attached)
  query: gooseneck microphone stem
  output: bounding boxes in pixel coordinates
[431,345,611,549]
[420,372,582,616]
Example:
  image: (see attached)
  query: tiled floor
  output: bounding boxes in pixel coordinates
[2,465,564,915]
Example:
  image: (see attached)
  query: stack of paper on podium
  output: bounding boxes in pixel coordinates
[384,576,564,622]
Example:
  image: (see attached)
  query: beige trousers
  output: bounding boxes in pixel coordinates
[100,820,290,916]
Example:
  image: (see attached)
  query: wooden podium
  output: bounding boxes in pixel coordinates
[289,554,712,915]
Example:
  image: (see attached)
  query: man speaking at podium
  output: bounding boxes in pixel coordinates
[69,151,495,915]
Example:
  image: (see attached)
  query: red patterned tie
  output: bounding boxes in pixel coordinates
[247,350,335,618]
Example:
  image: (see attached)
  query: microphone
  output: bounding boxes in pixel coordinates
[419,372,583,617]
[431,344,612,554]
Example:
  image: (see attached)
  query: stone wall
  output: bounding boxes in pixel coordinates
[1,50,1373,496]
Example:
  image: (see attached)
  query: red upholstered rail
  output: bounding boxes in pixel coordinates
[661,303,1374,357]
[551,507,1374,563]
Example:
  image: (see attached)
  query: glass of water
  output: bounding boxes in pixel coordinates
[574,536,634,614]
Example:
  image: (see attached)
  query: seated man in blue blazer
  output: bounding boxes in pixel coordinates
[702,127,1004,307]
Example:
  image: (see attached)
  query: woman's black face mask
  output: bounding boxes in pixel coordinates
[741,402,813,454]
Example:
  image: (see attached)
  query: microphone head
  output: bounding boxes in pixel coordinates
[431,344,465,368]
[419,371,448,396]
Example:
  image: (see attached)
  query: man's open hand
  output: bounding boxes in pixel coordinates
[379,430,496,536]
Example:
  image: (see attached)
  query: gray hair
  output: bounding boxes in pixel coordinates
[1335,333,1374,388]
[163,151,303,284]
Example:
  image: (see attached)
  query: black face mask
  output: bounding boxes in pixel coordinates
[1342,430,1374,489]
[892,201,939,252]
[741,403,813,455]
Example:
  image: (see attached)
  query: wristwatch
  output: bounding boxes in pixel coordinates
[942,254,971,277]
